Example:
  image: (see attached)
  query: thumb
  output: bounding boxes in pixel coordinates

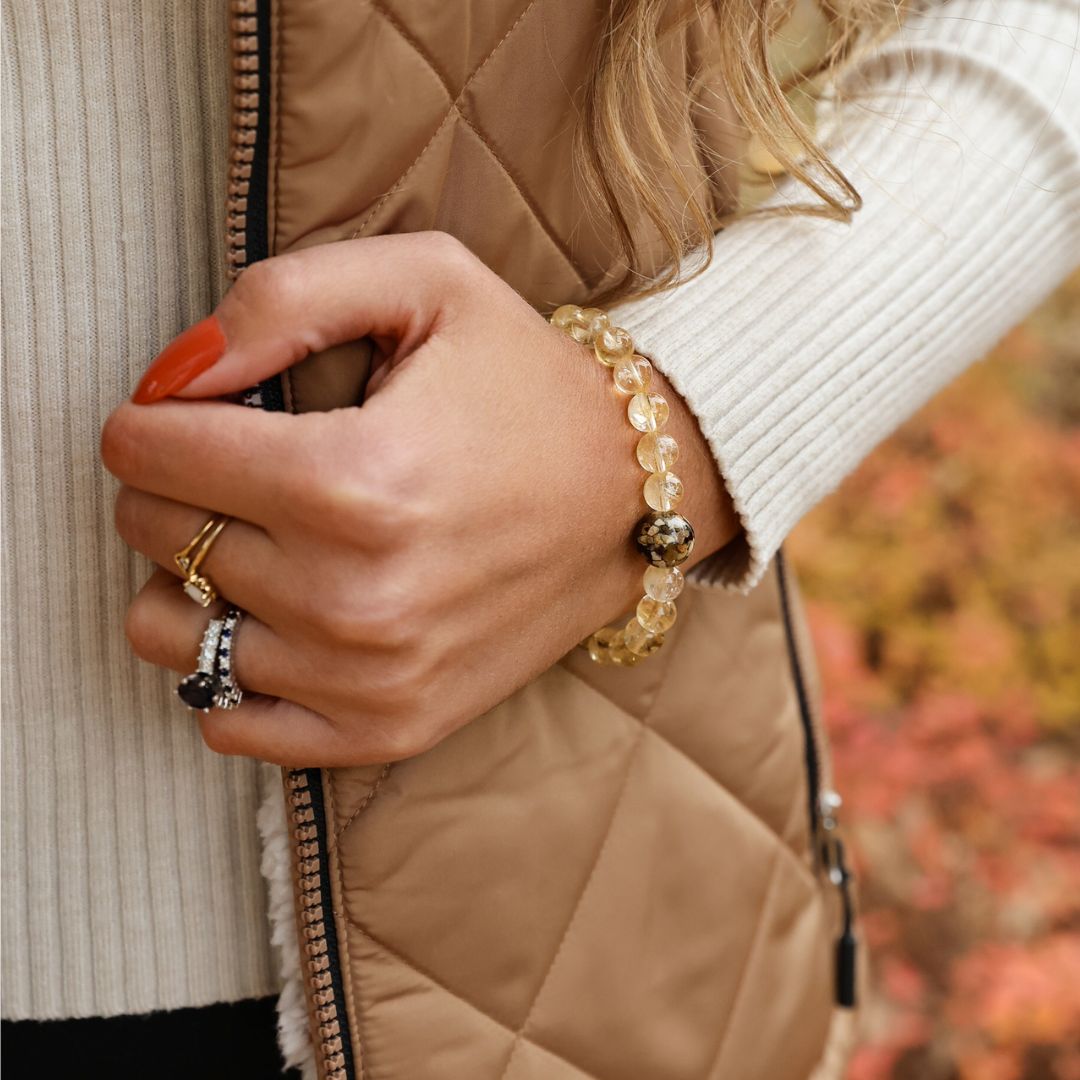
[131,233,454,403]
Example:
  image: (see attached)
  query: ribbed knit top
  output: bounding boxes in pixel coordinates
[626,0,1080,591]
[3,0,1078,1021]
[2,1,278,1019]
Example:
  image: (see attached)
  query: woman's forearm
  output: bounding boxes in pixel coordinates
[614,0,1080,591]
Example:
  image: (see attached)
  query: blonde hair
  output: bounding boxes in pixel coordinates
[578,0,907,301]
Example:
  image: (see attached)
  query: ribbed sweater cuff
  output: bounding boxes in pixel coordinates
[613,0,1080,592]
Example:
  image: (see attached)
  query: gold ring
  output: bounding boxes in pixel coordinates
[174,514,229,607]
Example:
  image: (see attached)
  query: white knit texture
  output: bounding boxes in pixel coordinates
[1,1,277,1019]
[619,0,1080,591]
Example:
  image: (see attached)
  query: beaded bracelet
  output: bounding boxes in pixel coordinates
[550,304,695,667]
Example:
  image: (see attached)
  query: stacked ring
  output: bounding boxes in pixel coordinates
[177,606,245,712]
[174,515,229,607]
[177,615,225,711]
[213,607,244,710]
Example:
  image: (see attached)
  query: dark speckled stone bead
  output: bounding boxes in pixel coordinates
[635,511,695,568]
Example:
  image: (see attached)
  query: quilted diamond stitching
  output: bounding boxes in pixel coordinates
[703,847,784,1078]
[555,664,816,883]
[333,718,816,1079]
[353,924,606,1080]
[351,0,592,290]
[495,725,646,1078]
[495,611,697,1075]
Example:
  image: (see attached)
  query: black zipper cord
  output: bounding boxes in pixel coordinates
[775,547,821,840]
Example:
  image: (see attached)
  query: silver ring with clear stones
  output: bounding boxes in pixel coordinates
[177,615,225,712]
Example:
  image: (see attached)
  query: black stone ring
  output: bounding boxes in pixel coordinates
[176,606,246,712]
[177,614,225,712]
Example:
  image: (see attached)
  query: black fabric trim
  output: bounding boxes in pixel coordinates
[775,548,821,839]
[1,997,298,1079]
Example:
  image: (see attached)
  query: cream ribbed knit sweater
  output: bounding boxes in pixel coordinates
[3,0,1078,1022]
[2,1,278,1020]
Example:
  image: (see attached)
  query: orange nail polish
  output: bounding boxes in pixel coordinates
[132,315,227,403]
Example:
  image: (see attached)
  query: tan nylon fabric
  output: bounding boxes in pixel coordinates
[264,2,849,1076]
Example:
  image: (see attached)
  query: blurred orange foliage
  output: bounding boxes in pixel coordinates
[790,274,1080,1080]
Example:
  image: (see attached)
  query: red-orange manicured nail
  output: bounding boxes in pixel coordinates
[132,315,227,404]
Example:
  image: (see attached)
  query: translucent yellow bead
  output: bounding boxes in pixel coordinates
[636,433,679,473]
[627,392,669,432]
[593,627,639,666]
[587,626,621,665]
[643,471,684,511]
[643,564,685,602]
[612,354,652,395]
[576,307,609,345]
[594,325,634,366]
[610,642,642,666]
[623,617,665,657]
[636,596,677,633]
[551,304,583,331]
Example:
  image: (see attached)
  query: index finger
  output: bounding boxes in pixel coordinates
[101,398,318,527]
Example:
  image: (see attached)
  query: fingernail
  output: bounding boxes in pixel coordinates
[132,315,227,404]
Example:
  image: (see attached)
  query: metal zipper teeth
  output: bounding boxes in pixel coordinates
[288,769,352,1080]
[226,0,260,277]
[226,3,354,1065]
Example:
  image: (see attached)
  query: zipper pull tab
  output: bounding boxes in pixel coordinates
[827,834,857,1008]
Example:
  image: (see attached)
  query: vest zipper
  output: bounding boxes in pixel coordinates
[776,549,858,1008]
[226,0,266,279]
[287,769,357,1079]
[228,4,356,1075]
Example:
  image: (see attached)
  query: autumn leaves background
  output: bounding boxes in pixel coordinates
[792,274,1080,1080]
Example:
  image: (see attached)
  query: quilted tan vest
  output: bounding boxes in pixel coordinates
[227,1,859,1076]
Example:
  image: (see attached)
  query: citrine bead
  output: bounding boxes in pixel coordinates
[623,617,665,657]
[594,326,634,366]
[612,354,652,395]
[587,626,620,666]
[636,432,679,473]
[627,392,669,432]
[643,471,684,511]
[636,596,677,633]
[610,643,642,666]
[551,304,583,331]
[552,305,607,344]
[643,564,685,602]
[577,307,609,344]
[635,511,695,567]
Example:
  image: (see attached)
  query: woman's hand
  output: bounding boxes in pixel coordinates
[102,233,738,765]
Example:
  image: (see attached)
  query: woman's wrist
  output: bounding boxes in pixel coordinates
[551,304,741,663]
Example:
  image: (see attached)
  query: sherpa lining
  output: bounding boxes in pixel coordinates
[258,762,318,1080]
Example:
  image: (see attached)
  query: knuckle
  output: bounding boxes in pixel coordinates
[357,579,426,651]
[373,714,438,762]
[424,232,479,284]
[424,230,466,260]
[371,642,440,717]
[315,579,425,652]
[318,588,369,646]
[230,256,296,313]
[317,470,427,550]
